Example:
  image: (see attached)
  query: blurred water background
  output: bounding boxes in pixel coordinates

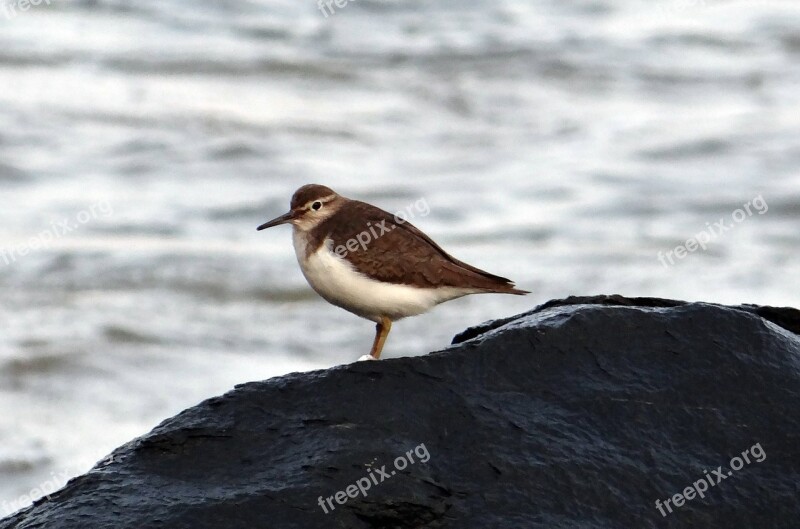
[1,0,799,514]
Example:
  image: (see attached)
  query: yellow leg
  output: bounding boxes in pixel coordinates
[368,317,392,359]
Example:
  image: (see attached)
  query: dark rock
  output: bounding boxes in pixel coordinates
[2,295,799,529]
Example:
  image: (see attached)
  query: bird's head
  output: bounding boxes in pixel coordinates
[257,184,344,232]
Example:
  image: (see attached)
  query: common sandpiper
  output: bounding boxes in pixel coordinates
[257,184,528,360]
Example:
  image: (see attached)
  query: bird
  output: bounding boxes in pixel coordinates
[257,184,528,360]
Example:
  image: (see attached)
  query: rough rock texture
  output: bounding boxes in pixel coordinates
[2,295,800,529]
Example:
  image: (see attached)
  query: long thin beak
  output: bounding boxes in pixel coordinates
[257,210,296,231]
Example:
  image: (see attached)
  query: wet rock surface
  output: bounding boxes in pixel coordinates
[2,295,799,529]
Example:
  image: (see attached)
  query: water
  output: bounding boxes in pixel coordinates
[1,0,799,515]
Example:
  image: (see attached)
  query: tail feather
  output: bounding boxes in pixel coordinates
[487,283,530,296]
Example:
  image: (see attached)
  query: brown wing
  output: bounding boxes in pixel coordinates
[322,201,527,294]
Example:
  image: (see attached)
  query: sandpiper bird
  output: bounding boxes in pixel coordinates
[257,184,528,360]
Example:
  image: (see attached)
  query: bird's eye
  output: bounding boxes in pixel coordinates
[311,201,322,211]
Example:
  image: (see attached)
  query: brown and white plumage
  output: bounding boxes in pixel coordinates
[258,184,528,360]
[313,199,526,294]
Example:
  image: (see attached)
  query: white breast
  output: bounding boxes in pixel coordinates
[292,231,471,322]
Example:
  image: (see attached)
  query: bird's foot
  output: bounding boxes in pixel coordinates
[356,355,377,362]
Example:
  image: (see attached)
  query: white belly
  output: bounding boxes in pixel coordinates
[292,231,470,322]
